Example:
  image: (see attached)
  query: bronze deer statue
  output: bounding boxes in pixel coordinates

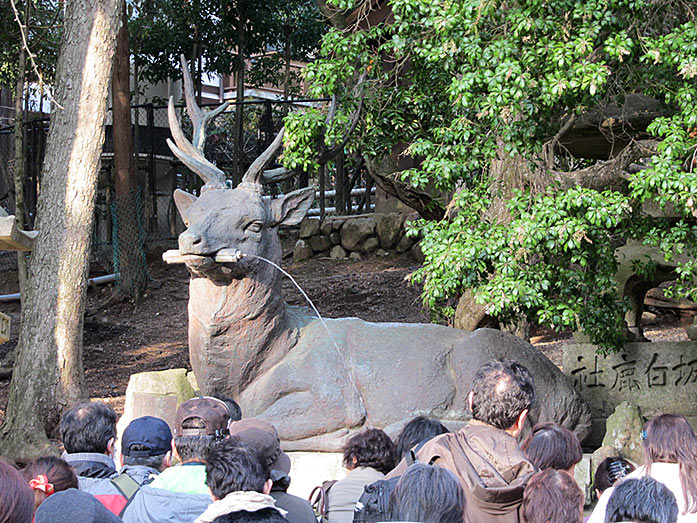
[164,59,592,451]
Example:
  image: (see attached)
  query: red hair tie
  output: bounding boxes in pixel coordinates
[29,475,54,495]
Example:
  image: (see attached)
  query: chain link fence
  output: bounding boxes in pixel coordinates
[0,98,374,298]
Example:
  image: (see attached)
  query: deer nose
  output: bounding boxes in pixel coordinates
[179,231,204,254]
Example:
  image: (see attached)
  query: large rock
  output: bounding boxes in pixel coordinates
[299,217,320,239]
[341,217,377,252]
[574,454,593,506]
[330,245,347,259]
[116,368,196,453]
[329,231,341,245]
[293,239,313,263]
[410,242,425,263]
[375,213,405,249]
[601,402,645,466]
[395,234,414,254]
[320,220,333,236]
[309,235,332,253]
[360,237,379,254]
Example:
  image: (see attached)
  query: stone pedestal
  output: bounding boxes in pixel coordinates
[115,368,198,454]
[286,452,346,500]
[563,341,697,446]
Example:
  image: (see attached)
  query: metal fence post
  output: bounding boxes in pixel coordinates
[147,103,156,234]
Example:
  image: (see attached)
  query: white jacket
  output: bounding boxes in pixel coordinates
[587,462,697,523]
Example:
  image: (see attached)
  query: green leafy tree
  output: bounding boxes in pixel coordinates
[284,0,697,351]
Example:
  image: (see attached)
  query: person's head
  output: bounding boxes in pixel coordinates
[213,395,242,423]
[227,419,291,488]
[22,456,78,510]
[59,401,117,455]
[0,460,34,523]
[593,457,634,498]
[205,438,271,501]
[643,414,697,514]
[173,396,232,463]
[120,416,173,471]
[395,416,449,460]
[521,423,582,474]
[468,359,535,435]
[388,463,466,523]
[522,469,584,523]
[342,428,397,475]
[211,508,287,523]
[605,476,678,523]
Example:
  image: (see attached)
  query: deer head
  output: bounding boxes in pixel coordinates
[167,56,314,278]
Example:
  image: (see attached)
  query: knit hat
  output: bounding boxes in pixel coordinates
[228,419,291,475]
[34,488,122,523]
[175,397,231,437]
[122,415,173,457]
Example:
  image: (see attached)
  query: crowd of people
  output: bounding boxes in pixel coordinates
[0,358,695,523]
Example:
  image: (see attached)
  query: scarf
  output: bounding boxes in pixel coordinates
[194,491,288,523]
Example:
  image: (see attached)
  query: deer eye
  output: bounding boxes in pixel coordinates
[246,221,263,233]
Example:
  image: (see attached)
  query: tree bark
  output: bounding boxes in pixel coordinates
[13,0,30,306]
[0,0,122,461]
[112,1,146,302]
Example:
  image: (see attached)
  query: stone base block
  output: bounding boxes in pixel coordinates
[116,368,197,455]
[286,452,346,500]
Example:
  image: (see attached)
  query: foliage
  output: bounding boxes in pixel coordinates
[287,0,697,351]
[0,0,62,93]
[128,0,326,94]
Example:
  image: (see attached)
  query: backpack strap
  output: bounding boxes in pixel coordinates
[110,473,142,516]
[406,438,437,466]
[309,479,337,519]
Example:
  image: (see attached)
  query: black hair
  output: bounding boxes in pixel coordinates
[213,395,242,422]
[174,418,215,463]
[211,508,286,523]
[342,428,397,475]
[206,439,269,500]
[593,457,634,495]
[59,401,117,454]
[605,476,678,523]
[522,469,584,523]
[470,359,535,430]
[521,422,582,471]
[122,444,168,471]
[395,417,449,460]
[0,459,34,523]
[389,463,466,523]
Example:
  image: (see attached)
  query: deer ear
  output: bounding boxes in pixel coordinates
[173,189,198,226]
[270,187,314,227]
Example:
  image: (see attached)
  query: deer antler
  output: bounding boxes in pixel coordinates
[240,127,287,188]
[166,55,229,189]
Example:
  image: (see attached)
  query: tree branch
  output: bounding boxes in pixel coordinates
[365,155,445,220]
[551,139,659,190]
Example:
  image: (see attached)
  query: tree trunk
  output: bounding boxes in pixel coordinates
[234,9,246,184]
[0,0,122,462]
[112,1,147,302]
[14,0,30,306]
[453,144,544,340]
[283,26,292,100]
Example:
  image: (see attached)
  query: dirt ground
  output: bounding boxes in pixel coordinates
[0,248,691,423]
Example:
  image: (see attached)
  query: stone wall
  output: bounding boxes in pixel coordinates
[293,212,423,263]
[562,341,697,446]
